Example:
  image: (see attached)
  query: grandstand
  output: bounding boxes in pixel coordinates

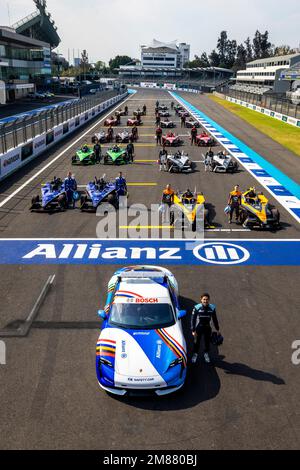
[233,53,300,95]
[230,83,271,95]
[117,66,233,91]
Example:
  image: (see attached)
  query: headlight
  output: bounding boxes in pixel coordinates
[169,357,183,368]
[99,357,113,368]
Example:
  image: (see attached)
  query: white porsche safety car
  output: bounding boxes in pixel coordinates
[96,266,187,396]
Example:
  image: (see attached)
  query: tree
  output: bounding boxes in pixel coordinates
[209,49,220,67]
[109,55,133,71]
[252,30,272,59]
[244,37,253,62]
[200,52,210,67]
[260,31,272,58]
[273,45,294,56]
[226,39,237,69]
[217,31,228,67]
[232,43,247,72]
[253,30,262,59]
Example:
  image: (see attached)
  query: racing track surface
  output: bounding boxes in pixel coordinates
[0,88,300,449]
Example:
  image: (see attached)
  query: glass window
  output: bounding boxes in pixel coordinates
[108,303,175,329]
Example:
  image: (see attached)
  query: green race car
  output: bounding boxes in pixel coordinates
[72,146,96,165]
[104,145,130,165]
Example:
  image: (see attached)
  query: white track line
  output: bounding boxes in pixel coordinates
[0,94,133,209]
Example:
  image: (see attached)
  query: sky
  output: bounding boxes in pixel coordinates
[0,0,299,63]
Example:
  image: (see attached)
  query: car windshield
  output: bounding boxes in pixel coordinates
[108,303,175,330]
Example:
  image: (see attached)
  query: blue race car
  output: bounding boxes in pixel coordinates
[30,177,68,212]
[96,266,187,396]
[80,177,126,211]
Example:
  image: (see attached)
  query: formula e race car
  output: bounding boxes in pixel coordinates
[206,152,239,173]
[72,145,95,165]
[158,110,170,117]
[30,178,68,212]
[173,190,211,231]
[104,116,119,126]
[96,266,187,396]
[92,130,113,144]
[160,118,175,128]
[174,104,184,113]
[165,151,194,173]
[195,132,216,147]
[185,118,200,128]
[162,132,183,147]
[115,130,130,143]
[177,110,190,118]
[104,145,130,165]
[158,104,168,111]
[127,117,143,126]
[239,189,280,229]
[115,108,128,117]
[80,177,125,211]
[133,108,145,117]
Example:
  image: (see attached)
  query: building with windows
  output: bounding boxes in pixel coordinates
[0,0,60,104]
[234,53,300,94]
[141,39,190,69]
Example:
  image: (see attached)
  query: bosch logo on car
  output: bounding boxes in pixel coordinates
[135,298,158,303]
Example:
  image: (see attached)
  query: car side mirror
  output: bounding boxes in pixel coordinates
[178,309,186,319]
[98,309,107,320]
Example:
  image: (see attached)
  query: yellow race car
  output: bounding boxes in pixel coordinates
[173,191,212,231]
[239,188,280,229]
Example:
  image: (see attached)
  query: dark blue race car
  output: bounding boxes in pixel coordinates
[80,177,127,211]
[30,178,68,212]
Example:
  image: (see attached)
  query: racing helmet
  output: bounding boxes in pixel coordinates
[211,332,224,346]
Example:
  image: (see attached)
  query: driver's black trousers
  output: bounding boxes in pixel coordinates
[192,325,212,354]
[229,204,240,221]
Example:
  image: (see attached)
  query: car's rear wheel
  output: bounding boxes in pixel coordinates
[271,208,280,225]
[80,195,87,210]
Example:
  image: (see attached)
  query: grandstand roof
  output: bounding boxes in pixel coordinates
[247,53,300,66]
[118,66,232,73]
[142,39,178,51]
[12,0,60,48]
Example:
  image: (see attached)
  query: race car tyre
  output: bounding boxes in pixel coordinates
[80,195,88,210]
[204,208,210,226]
[107,193,118,209]
[271,208,280,225]
[58,194,67,210]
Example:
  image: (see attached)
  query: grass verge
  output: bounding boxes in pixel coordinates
[209,95,300,156]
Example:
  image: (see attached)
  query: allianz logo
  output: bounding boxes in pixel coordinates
[22,242,250,265]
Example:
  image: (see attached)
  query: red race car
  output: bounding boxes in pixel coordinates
[162,132,183,147]
[127,117,143,126]
[195,132,216,147]
[104,116,119,126]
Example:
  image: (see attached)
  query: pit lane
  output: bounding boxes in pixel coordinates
[0,88,299,449]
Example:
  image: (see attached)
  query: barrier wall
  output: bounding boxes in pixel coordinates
[226,95,300,128]
[0,92,128,182]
